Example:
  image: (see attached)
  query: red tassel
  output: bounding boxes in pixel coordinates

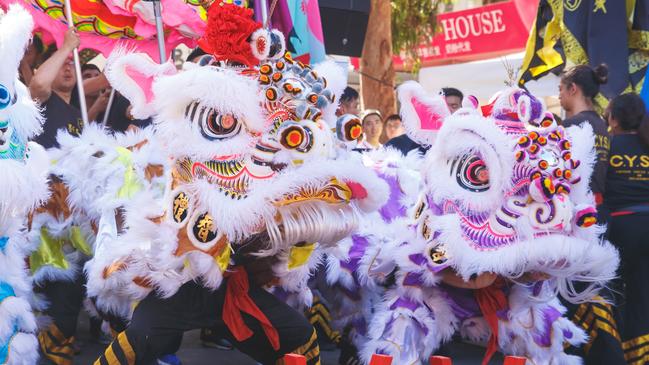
[222,268,280,350]
[474,281,508,365]
[503,356,527,365]
[369,354,393,365]
[430,355,453,365]
[283,354,307,365]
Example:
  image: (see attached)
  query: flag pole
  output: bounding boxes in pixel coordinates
[260,0,268,28]
[101,89,116,126]
[63,0,89,125]
[143,0,166,63]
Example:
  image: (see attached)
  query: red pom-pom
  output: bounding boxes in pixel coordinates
[198,3,262,67]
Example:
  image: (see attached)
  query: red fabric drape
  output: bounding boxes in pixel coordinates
[223,267,280,350]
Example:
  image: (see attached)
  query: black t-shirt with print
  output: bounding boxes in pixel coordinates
[605,134,649,211]
[33,92,83,149]
[384,134,429,156]
[562,111,610,196]
[103,93,152,133]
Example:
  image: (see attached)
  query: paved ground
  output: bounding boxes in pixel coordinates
[73,313,506,365]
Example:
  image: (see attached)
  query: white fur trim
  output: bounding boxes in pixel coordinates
[106,49,177,120]
[313,60,347,127]
[250,28,271,61]
[423,112,514,213]
[0,141,49,215]
[397,81,450,146]
[0,5,33,89]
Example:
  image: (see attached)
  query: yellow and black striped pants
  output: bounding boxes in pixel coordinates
[306,295,341,345]
[95,280,320,365]
[36,276,86,365]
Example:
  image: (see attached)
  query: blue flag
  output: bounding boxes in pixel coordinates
[642,68,649,114]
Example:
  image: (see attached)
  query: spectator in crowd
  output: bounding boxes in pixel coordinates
[19,35,44,85]
[441,87,463,113]
[187,46,208,63]
[81,63,111,122]
[559,64,609,206]
[383,114,405,140]
[357,109,383,150]
[29,29,109,148]
[385,87,464,155]
[337,87,360,117]
[604,93,649,362]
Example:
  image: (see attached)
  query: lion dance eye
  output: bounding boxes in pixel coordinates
[344,119,363,141]
[186,102,242,140]
[279,124,313,153]
[0,85,12,110]
[451,154,490,192]
[336,115,363,142]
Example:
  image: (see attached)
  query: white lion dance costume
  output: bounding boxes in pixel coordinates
[0,5,49,364]
[87,3,387,364]
[26,123,167,364]
[329,83,620,365]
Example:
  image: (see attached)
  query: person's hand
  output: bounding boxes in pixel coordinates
[62,28,80,51]
[91,89,111,114]
[125,105,135,121]
[22,44,38,68]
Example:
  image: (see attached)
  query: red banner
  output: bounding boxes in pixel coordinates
[352,0,537,70]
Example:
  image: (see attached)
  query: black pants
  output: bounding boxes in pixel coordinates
[36,273,86,365]
[609,213,649,365]
[94,280,320,365]
[563,207,626,364]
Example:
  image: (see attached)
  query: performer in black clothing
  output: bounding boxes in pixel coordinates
[28,28,111,365]
[29,29,109,148]
[558,64,624,365]
[559,64,610,205]
[605,94,649,365]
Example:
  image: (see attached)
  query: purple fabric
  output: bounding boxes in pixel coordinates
[270,0,293,36]
[563,329,573,339]
[408,253,427,266]
[441,285,481,321]
[339,235,369,272]
[351,317,367,336]
[272,286,289,302]
[339,259,358,272]
[378,172,407,223]
[532,306,562,347]
[403,272,424,287]
[349,235,369,259]
[253,0,263,22]
[427,195,443,216]
[254,0,292,34]
[389,297,420,312]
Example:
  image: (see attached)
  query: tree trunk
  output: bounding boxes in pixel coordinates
[360,0,396,129]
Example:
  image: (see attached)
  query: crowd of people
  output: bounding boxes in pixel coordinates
[3,4,648,365]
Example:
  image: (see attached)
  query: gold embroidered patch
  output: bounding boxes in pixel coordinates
[172,192,190,223]
[274,178,352,206]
